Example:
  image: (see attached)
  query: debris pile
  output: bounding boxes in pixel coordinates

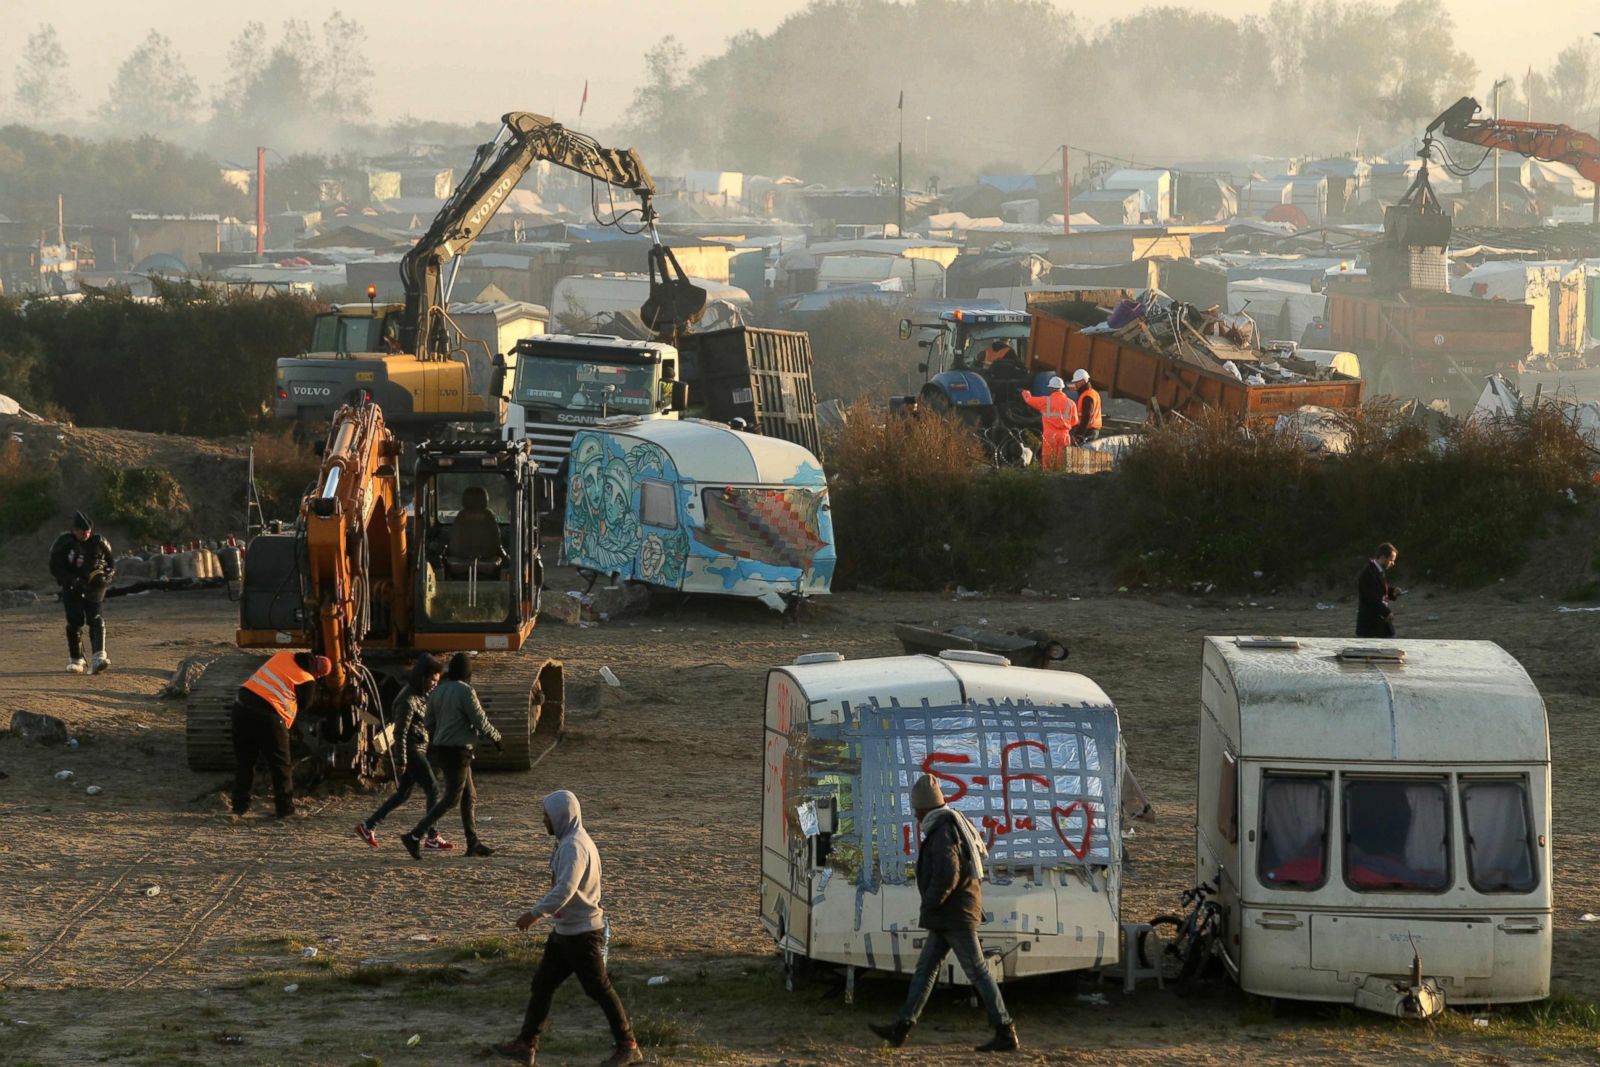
[1079,290,1351,386]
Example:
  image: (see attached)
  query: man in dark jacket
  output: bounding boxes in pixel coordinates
[1356,542,1400,639]
[356,654,452,850]
[48,511,115,674]
[870,773,1018,1053]
[401,652,502,859]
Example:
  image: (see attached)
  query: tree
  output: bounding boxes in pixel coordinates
[318,10,375,126]
[99,31,200,135]
[14,24,73,123]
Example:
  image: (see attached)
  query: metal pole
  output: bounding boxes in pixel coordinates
[1062,144,1071,235]
[256,146,266,258]
[897,99,904,236]
[1492,79,1507,227]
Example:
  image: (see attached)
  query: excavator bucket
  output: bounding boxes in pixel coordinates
[641,244,709,339]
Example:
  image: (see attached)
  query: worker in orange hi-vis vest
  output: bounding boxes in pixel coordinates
[1070,368,1103,444]
[230,651,332,818]
[1020,376,1078,471]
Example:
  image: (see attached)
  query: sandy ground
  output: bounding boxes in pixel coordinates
[1,577,1599,1066]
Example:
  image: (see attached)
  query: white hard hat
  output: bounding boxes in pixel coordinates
[1071,368,1090,384]
[1047,376,1065,390]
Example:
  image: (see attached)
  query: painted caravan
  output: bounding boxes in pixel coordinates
[760,651,1128,994]
[1196,637,1551,1016]
[562,418,833,608]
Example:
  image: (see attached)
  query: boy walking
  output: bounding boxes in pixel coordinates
[495,790,642,1066]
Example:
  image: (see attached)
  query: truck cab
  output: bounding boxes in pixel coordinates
[502,334,687,496]
[1196,637,1551,1017]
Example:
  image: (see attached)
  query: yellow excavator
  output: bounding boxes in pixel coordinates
[186,400,564,777]
[274,112,706,429]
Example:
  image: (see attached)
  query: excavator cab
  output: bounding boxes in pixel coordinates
[411,439,546,649]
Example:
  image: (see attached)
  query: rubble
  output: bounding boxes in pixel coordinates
[160,656,214,699]
[0,590,39,610]
[10,711,71,746]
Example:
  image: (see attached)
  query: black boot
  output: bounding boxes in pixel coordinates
[869,1019,912,1048]
[975,1023,1019,1053]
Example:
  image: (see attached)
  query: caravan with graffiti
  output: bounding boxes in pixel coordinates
[562,418,835,608]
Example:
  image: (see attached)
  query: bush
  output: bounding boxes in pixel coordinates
[1109,401,1594,589]
[828,403,1050,590]
[98,466,189,543]
[248,427,320,521]
[0,440,52,536]
[7,284,317,436]
[803,299,918,403]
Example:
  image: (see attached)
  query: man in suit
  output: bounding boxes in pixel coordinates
[1356,542,1400,639]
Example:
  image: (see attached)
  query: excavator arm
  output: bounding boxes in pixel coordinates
[1429,95,1600,184]
[302,402,408,704]
[399,111,704,356]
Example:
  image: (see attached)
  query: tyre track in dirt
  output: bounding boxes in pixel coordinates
[0,849,152,989]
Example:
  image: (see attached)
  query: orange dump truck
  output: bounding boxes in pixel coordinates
[1025,291,1364,421]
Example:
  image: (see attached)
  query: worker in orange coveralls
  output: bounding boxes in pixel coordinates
[1020,376,1078,471]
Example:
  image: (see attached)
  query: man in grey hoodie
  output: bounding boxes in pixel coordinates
[495,790,642,1067]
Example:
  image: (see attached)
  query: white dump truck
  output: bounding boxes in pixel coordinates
[1195,637,1551,1016]
[760,650,1128,997]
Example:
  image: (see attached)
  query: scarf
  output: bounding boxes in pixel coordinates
[921,805,988,881]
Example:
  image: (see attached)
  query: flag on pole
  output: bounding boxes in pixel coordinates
[897,90,903,110]
[580,80,590,118]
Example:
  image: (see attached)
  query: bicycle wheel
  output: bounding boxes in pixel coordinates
[1175,910,1220,983]
[1139,914,1187,982]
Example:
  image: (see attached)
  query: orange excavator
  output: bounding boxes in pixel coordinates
[185,401,564,778]
[1428,95,1600,217]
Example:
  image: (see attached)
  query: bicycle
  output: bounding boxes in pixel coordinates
[1140,882,1224,985]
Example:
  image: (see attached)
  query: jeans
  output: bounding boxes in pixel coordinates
[231,702,294,816]
[518,929,634,1046]
[365,758,439,829]
[63,590,105,659]
[409,745,478,847]
[897,926,1012,1028]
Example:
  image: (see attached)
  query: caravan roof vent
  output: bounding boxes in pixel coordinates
[793,652,845,665]
[1235,637,1301,650]
[937,649,1012,667]
[1336,646,1407,664]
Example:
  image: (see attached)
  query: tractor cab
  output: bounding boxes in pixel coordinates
[411,439,550,650]
[896,308,1037,430]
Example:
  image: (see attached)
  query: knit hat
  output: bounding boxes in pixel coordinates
[310,655,333,677]
[911,773,946,811]
[71,511,92,531]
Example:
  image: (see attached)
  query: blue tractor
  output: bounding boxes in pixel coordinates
[896,307,1044,463]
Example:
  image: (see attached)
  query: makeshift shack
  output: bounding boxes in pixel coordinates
[563,419,832,608]
[1450,260,1586,358]
[761,651,1126,990]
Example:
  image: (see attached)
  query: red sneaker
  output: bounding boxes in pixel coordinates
[355,822,378,847]
[425,832,454,851]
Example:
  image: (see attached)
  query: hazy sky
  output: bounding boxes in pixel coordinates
[18,0,1600,129]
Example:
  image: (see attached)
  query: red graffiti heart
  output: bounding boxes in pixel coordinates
[1052,802,1095,860]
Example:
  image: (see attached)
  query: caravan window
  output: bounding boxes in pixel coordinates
[1461,779,1539,894]
[640,479,677,529]
[1257,773,1328,889]
[1343,778,1450,892]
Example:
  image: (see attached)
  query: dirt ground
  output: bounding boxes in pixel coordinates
[2,576,1599,1066]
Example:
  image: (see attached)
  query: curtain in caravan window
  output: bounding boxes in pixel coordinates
[1462,780,1538,893]
[1258,775,1328,889]
[1344,779,1449,891]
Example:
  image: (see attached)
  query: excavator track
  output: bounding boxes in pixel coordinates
[185,653,269,771]
[473,657,564,772]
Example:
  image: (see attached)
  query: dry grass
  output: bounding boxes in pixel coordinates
[247,427,320,521]
[0,437,54,536]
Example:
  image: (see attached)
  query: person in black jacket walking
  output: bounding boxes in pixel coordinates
[1356,542,1401,639]
[48,511,115,674]
[870,773,1019,1054]
[355,654,453,851]
[401,653,502,860]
